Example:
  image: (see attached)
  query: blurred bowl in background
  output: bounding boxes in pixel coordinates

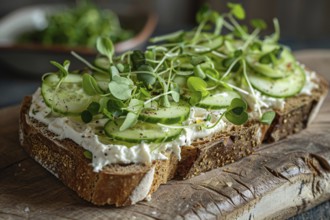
[0,4,158,77]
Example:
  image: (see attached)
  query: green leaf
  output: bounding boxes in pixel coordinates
[116,63,125,72]
[108,75,134,100]
[50,60,70,78]
[107,98,124,117]
[234,49,243,57]
[222,57,241,72]
[225,111,248,125]
[250,19,267,30]
[131,50,146,70]
[204,68,220,79]
[81,110,93,123]
[187,76,209,98]
[250,42,262,51]
[259,54,272,64]
[110,65,120,77]
[139,87,151,98]
[229,98,247,111]
[227,3,246,20]
[225,98,248,125]
[87,102,100,115]
[206,114,212,122]
[83,150,93,159]
[96,36,114,62]
[261,111,276,125]
[196,4,211,23]
[82,73,103,95]
[194,65,206,79]
[102,108,113,119]
[189,91,202,106]
[120,99,143,131]
[137,64,156,87]
[170,82,180,102]
[191,55,209,66]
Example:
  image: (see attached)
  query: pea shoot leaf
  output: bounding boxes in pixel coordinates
[81,110,93,123]
[50,60,70,78]
[131,50,146,70]
[82,73,103,95]
[189,91,202,106]
[196,4,211,23]
[108,75,134,100]
[227,3,246,20]
[83,150,93,159]
[187,76,209,106]
[170,82,180,102]
[194,65,206,79]
[137,64,156,87]
[187,76,209,97]
[110,65,120,77]
[107,99,124,117]
[120,99,143,131]
[261,111,276,125]
[96,36,114,62]
[139,87,151,98]
[225,98,248,125]
[251,19,267,30]
[87,102,100,115]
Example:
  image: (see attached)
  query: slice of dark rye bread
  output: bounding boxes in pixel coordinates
[19,73,328,206]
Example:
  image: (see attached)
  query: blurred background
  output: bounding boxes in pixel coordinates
[0,0,330,107]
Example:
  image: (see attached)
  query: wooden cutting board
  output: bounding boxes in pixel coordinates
[1,51,330,219]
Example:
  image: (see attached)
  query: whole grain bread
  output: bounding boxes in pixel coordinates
[19,72,328,206]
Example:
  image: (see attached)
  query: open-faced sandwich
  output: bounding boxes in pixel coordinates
[19,4,328,207]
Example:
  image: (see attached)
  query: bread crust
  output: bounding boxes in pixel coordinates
[19,96,177,206]
[19,73,328,206]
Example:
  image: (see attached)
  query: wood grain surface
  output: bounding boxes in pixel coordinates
[1,51,330,219]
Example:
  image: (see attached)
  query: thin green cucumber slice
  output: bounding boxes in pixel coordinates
[41,73,97,115]
[104,119,182,143]
[196,89,241,109]
[248,65,306,98]
[248,48,295,78]
[139,101,190,124]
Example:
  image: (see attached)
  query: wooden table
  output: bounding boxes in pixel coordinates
[1,50,330,219]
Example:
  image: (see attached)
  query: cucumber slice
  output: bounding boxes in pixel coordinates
[41,73,97,115]
[196,89,241,109]
[104,119,182,143]
[248,65,306,98]
[139,101,190,124]
[248,48,295,78]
